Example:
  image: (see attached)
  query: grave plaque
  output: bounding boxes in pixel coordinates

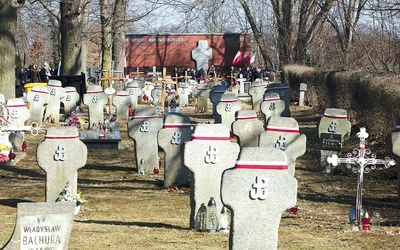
[37,126,87,202]
[128,107,163,174]
[184,124,240,229]
[3,202,75,250]
[158,114,192,187]
[221,147,297,250]
[318,108,351,172]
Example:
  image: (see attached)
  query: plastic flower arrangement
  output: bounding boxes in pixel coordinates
[0,143,11,162]
[56,181,86,207]
[64,112,85,129]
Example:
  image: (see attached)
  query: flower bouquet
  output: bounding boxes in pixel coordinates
[56,181,86,212]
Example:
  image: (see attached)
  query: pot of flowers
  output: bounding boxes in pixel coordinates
[56,181,86,215]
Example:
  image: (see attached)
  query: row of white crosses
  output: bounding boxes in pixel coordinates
[327,127,395,229]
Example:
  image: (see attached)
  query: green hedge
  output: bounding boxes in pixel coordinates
[283,65,400,142]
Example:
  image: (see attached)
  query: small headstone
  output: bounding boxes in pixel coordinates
[158,114,192,187]
[259,116,306,176]
[318,108,351,172]
[128,107,163,174]
[184,124,240,229]
[193,84,210,113]
[151,85,163,105]
[177,83,190,107]
[143,82,154,102]
[6,98,30,126]
[299,83,307,107]
[45,80,66,124]
[83,85,108,128]
[265,82,292,117]
[260,92,285,124]
[37,126,87,202]
[124,81,142,109]
[216,92,241,130]
[112,91,132,121]
[3,202,76,250]
[26,86,50,125]
[232,110,264,148]
[248,81,265,112]
[191,40,212,71]
[221,147,297,250]
[209,84,227,122]
[61,86,80,117]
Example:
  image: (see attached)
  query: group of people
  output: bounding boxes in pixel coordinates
[15,62,58,97]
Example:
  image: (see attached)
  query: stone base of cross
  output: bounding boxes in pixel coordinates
[327,127,395,229]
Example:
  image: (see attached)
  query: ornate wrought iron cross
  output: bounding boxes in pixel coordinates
[327,127,396,229]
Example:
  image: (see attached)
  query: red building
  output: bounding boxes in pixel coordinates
[125,33,252,73]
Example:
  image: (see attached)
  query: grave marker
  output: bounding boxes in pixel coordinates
[143,81,154,102]
[221,147,297,250]
[112,90,132,121]
[260,92,285,124]
[232,110,264,148]
[193,84,210,113]
[37,126,87,202]
[128,107,163,174]
[45,79,66,123]
[248,81,264,112]
[318,108,351,172]
[177,82,190,107]
[6,98,30,126]
[158,114,192,187]
[124,81,142,109]
[3,202,76,250]
[26,86,49,125]
[83,85,108,128]
[191,40,212,71]
[184,124,240,229]
[151,85,163,105]
[61,86,80,117]
[299,83,307,107]
[209,84,227,122]
[216,92,241,131]
[389,117,400,208]
[259,116,306,176]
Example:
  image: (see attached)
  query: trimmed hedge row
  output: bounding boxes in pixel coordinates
[283,65,400,142]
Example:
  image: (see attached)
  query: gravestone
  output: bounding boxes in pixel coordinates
[45,79,65,123]
[6,98,30,126]
[259,116,306,176]
[112,91,132,121]
[232,110,264,148]
[143,82,154,102]
[61,86,80,117]
[26,85,50,125]
[318,108,351,173]
[37,126,87,202]
[231,82,240,97]
[389,116,400,208]
[216,92,241,131]
[184,124,240,229]
[193,84,210,113]
[260,92,285,124]
[299,83,307,107]
[151,85,163,105]
[83,85,108,128]
[221,147,297,250]
[191,40,212,71]
[3,202,76,250]
[124,81,142,109]
[128,107,163,174]
[177,83,190,107]
[248,81,265,113]
[265,82,292,117]
[209,84,227,122]
[158,114,192,187]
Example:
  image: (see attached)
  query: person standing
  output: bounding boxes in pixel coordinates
[40,62,52,82]
[30,64,41,82]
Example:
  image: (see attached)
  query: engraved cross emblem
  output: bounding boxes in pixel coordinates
[33,94,40,102]
[244,122,252,131]
[171,131,182,144]
[140,121,149,132]
[92,94,99,103]
[250,176,268,200]
[66,95,71,102]
[50,88,56,96]
[204,145,218,164]
[54,145,66,161]
[328,121,338,133]
[225,103,232,112]
[10,109,18,120]
[275,135,287,150]
[269,102,276,110]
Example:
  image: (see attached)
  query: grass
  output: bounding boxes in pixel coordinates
[0,102,399,249]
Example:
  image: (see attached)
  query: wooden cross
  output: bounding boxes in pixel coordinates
[100,70,119,114]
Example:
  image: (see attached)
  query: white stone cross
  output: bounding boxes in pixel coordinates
[45,79,66,124]
[83,85,109,128]
[112,90,132,121]
[26,86,50,125]
[61,86,80,117]
[191,40,212,71]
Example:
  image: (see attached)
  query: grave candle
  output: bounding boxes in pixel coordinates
[206,197,218,233]
[362,212,370,231]
[218,206,229,233]
[8,148,16,162]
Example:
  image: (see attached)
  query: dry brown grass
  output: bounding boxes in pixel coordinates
[0,103,399,250]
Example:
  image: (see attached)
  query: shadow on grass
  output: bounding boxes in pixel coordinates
[0,166,44,180]
[0,199,33,208]
[82,164,134,172]
[76,219,187,230]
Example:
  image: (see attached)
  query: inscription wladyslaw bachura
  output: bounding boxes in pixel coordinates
[321,133,342,151]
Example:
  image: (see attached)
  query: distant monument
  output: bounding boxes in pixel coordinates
[191,40,212,71]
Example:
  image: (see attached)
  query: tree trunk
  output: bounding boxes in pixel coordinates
[0,1,22,100]
[112,0,128,90]
[60,0,87,76]
[100,0,113,88]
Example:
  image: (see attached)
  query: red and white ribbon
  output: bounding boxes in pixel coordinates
[235,160,288,170]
